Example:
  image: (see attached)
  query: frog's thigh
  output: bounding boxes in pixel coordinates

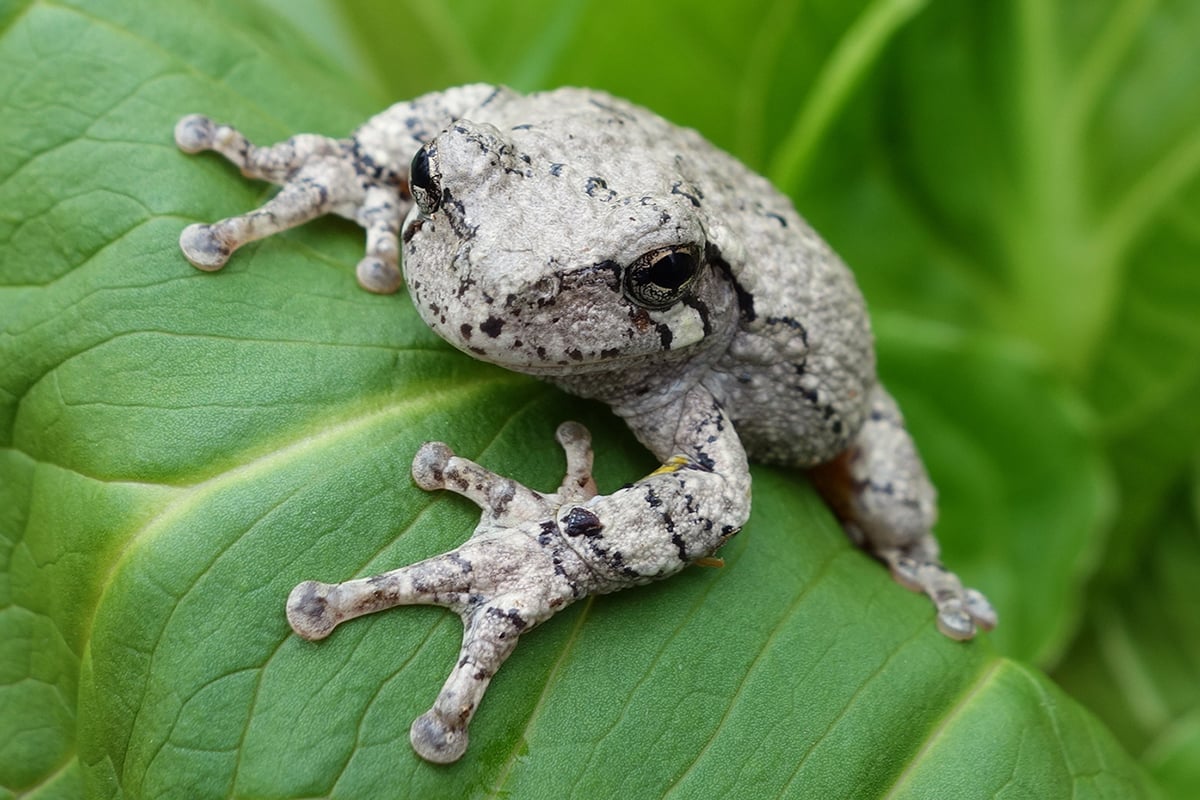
[809,384,996,640]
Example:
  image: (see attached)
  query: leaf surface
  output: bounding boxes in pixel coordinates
[0,1,1159,798]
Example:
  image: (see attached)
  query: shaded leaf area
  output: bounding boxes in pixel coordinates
[1052,484,1200,800]
[0,0,1171,798]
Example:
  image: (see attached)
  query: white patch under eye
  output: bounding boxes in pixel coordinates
[655,304,706,348]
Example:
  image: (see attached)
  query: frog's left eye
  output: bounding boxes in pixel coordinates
[624,245,702,310]
[409,146,441,214]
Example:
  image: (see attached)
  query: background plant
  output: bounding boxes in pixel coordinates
[1,0,1196,797]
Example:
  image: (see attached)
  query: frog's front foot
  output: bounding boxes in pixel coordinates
[285,422,600,763]
[174,113,404,293]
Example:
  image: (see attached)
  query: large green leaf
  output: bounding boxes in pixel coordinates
[0,1,1158,798]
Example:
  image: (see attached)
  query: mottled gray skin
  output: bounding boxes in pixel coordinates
[175,84,996,764]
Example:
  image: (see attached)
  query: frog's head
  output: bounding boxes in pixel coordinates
[400,117,740,381]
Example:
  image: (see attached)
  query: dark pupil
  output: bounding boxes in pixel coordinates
[646,250,696,290]
[410,147,435,196]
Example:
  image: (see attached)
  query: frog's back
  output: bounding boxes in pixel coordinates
[458,87,878,467]
[681,142,877,467]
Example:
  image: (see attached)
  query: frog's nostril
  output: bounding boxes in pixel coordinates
[531,275,560,303]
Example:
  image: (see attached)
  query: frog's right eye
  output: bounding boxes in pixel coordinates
[410,146,441,214]
[623,244,702,310]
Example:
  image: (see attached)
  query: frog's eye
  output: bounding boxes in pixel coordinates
[409,146,441,214]
[623,245,702,310]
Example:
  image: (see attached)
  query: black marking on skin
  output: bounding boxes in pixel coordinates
[765,315,809,347]
[347,136,394,183]
[587,97,635,120]
[511,123,533,130]
[670,181,702,208]
[294,176,330,207]
[537,519,558,546]
[447,552,474,574]
[763,211,788,227]
[439,188,475,239]
[585,177,617,201]
[855,478,899,499]
[600,347,620,359]
[550,163,564,177]
[456,275,478,299]
[563,507,604,538]
[706,242,755,322]
[682,296,713,336]
[608,550,640,579]
[480,86,503,107]
[485,606,530,633]
[551,555,568,582]
[460,323,473,341]
[480,316,504,338]
[656,324,673,349]
[710,398,726,430]
[567,259,623,295]
[581,537,641,579]
[402,218,423,243]
[670,532,689,562]
[659,508,688,563]
[566,348,583,361]
[645,487,662,508]
[488,481,516,515]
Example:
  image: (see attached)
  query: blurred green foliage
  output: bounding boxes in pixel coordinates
[1,0,1196,797]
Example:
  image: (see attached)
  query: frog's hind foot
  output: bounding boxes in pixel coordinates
[877,543,997,640]
[810,384,996,641]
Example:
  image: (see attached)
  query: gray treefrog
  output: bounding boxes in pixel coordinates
[174,85,996,763]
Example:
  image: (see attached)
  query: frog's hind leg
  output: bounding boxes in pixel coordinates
[809,384,997,640]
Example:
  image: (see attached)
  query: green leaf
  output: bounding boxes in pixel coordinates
[840,0,1200,377]
[0,0,1156,798]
